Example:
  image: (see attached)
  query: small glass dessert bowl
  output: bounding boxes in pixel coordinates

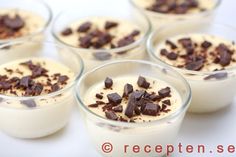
[147,19,236,113]
[0,0,52,44]
[130,0,221,29]
[75,60,191,157]
[0,40,84,138]
[51,0,151,72]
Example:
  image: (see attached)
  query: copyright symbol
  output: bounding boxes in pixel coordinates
[102,142,113,153]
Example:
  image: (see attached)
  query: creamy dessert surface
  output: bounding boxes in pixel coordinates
[133,0,215,14]
[84,76,182,123]
[0,58,74,108]
[155,34,236,76]
[0,9,45,40]
[59,17,142,49]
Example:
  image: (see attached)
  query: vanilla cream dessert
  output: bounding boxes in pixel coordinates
[0,58,75,138]
[153,34,236,112]
[56,17,145,71]
[131,0,218,28]
[85,76,182,122]
[0,9,46,41]
[81,76,185,157]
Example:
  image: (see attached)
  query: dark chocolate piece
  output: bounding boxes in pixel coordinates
[105,111,118,120]
[142,103,160,116]
[137,76,150,89]
[125,94,136,118]
[77,22,92,32]
[61,28,73,36]
[104,77,113,88]
[3,15,25,30]
[167,52,178,60]
[105,21,118,30]
[185,60,204,71]
[107,93,122,105]
[123,83,133,97]
[96,93,103,99]
[162,99,171,106]
[166,40,177,49]
[113,105,123,112]
[201,41,212,49]
[158,87,171,98]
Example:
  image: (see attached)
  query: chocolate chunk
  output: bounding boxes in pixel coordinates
[204,72,228,80]
[142,103,160,116]
[88,103,98,108]
[167,52,178,60]
[134,106,141,115]
[51,83,60,92]
[104,77,113,88]
[0,82,11,90]
[166,40,177,49]
[93,33,113,48]
[105,111,118,120]
[123,84,133,97]
[130,30,140,37]
[218,50,231,66]
[21,100,36,108]
[125,94,136,118]
[178,38,192,48]
[158,87,171,98]
[137,76,150,89]
[79,35,93,48]
[162,99,171,106]
[160,49,168,56]
[185,60,204,71]
[20,76,31,88]
[31,83,43,96]
[96,93,103,99]
[107,93,122,105]
[3,15,25,30]
[113,105,123,112]
[117,36,135,47]
[105,21,118,30]
[77,22,92,32]
[93,52,112,61]
[201,41,212,49]
[149,94,162,101]
[133,91,145,101]
[61,28,73,36]
[58,75,69,84]
[31,66,47,78]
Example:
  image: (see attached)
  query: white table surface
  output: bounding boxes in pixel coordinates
[1,0,236,157]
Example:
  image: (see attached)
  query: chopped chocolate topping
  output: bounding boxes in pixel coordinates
[130,30,140,37]
[51,83,60,92]
[158,87,171,98]
[166,40,177,49]
[96,93,103,99]
[117,36,135,47]
[93,52,112,61]
[218,49,232,66]
[20,76,31,88]
[123,83,133,97]
[113,105,123,112]
[185,59,204,71]
[77,22,92,32]
[105,21,118,30]
[21,100,36,108]
[142,103,160,116]
[160,49,168,56]
[201,41,212,49]
[137,76,150,89]
[105,111,118,121]
[61,28,73,36]
[104,77,113,88]
[3,14,25,30]
[58,75,69,84]
[167,52,178,60]
[88,103,99,108]
[178,38,192,48]
[107,93,122,105]
[125,94,136,118]
[79,35,93,48]
[147,0,199,14]
[162,99,171,106]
